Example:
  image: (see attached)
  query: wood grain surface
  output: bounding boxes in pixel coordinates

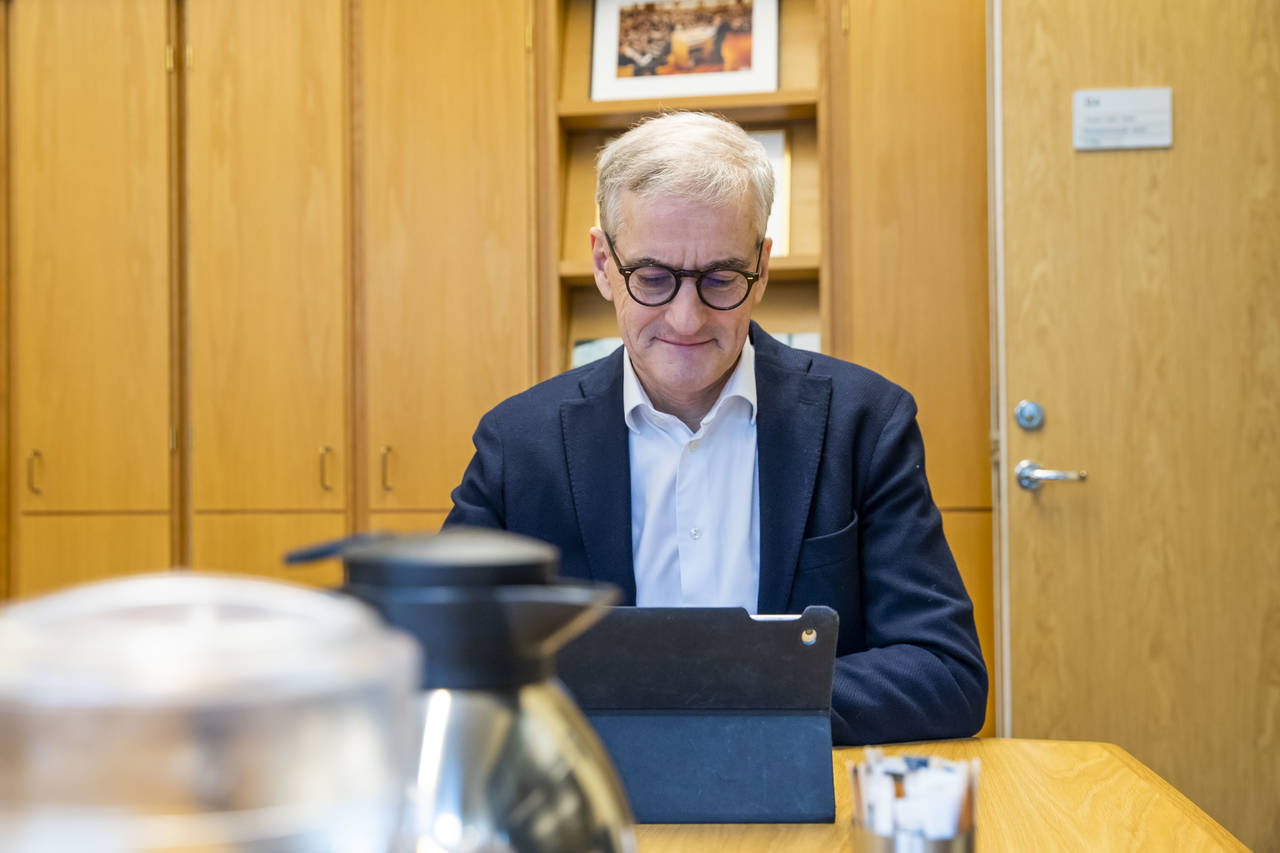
[361,0,534,512]
[1,1,9,600]
[368,510,447,534]
[9,0,171,512]
[191,511,344,587]
[1000,1,1280,848]
[185,0,348,511]
[634,739,1244,852]
[944,510,995,737]
[14,514,169,599]
[829,0,991,511]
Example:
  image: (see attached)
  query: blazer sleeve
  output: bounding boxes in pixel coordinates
[830,389,988,745]
[445,410,506,529]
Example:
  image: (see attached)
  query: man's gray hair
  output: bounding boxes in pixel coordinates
[596,112,775,239]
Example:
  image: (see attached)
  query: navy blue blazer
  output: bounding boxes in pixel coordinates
[446,323,987,745]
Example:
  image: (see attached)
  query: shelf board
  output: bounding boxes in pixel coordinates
[558,89,819,131]
[560,254,819,287]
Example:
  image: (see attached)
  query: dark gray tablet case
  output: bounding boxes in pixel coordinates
[556,605,838,824]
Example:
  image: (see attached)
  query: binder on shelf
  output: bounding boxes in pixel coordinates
[557,605,838,824]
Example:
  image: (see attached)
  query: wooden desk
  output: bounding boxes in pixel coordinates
[634,738,1246,851]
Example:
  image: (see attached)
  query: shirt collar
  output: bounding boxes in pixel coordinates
[623,335,758,432]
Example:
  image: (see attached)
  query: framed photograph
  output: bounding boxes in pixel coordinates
[749,129,790,258]
[590,0,778,102]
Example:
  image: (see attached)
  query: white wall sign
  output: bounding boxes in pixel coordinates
[1073,87,1173,151]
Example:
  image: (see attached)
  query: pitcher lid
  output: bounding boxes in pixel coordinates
[341,527,559,588]
[0,572,418,709]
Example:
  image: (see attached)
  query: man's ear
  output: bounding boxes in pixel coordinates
[589,227,615,302]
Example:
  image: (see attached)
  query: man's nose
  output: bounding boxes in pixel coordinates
[664,276,706,333]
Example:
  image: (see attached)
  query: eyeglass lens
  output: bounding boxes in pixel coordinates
[629,267,750,309]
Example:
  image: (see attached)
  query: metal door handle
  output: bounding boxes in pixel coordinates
[380,445,393,492]
[27,450,43,495]
[1015,459,1088,491]
[320,445,335,492]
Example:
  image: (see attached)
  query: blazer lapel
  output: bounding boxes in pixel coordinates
[560,350,637,604]
[753,325,831,614]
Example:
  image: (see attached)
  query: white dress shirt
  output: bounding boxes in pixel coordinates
[623,338,761,612]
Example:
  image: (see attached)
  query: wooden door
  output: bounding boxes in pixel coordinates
[185,0,348,512]
[10,0,171,513]
[998,2,1279,848]
[362,0,533,515]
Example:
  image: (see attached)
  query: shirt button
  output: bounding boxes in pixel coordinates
[688,440,700,453]
[689,527,701,540]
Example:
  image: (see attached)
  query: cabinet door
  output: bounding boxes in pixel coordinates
[368,511,446,535]
[363,0,533,511]
[10,0,171,512]
[15,515,170,599]
[191,513,344,588]
[831,0,990,510]
[186,0,347,511]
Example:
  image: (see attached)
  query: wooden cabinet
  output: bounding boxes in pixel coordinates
[3,0,536,594]
[192,513,344,588]
[361,0,534,515]
[828,0,991,510]
[186,0,348,514]
[10,0,172,513]
[941,509,994,737]
[15,516,170,599]
[369,512,447,535]
[7,0,173,596]
[184,0,348,577]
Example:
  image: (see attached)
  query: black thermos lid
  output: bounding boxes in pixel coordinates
[285,526,560,589]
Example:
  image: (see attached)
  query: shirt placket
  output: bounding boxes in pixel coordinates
[676,415,718,603]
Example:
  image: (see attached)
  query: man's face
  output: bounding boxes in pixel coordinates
[591,192,770,414]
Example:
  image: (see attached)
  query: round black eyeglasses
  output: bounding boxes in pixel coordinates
[604,232,763,311]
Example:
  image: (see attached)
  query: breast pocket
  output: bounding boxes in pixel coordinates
[796,513,859,572]
[790,515,861,644]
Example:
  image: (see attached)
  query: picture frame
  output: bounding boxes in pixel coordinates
[590,0,779,102]
[748,128,790,258]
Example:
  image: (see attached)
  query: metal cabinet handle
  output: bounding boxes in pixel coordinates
[380,445,393,492]
[320,445,335,492]
[27,450,43,495]
[1015,459,1088,491]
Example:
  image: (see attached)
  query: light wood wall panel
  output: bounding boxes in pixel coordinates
[362,0,533,512]
[1,1,9,599]
[186,0,348,511]
[191,512,344,587]
[10,0,171,513]
[15,515,170,599]
[830,0,990,510]
[941,509,994,737]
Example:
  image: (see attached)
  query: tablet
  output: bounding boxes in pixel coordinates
[557,605,838,823]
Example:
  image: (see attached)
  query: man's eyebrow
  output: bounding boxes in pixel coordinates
[626,254,752,269]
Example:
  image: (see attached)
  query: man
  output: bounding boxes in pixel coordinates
[447,112,986,745]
